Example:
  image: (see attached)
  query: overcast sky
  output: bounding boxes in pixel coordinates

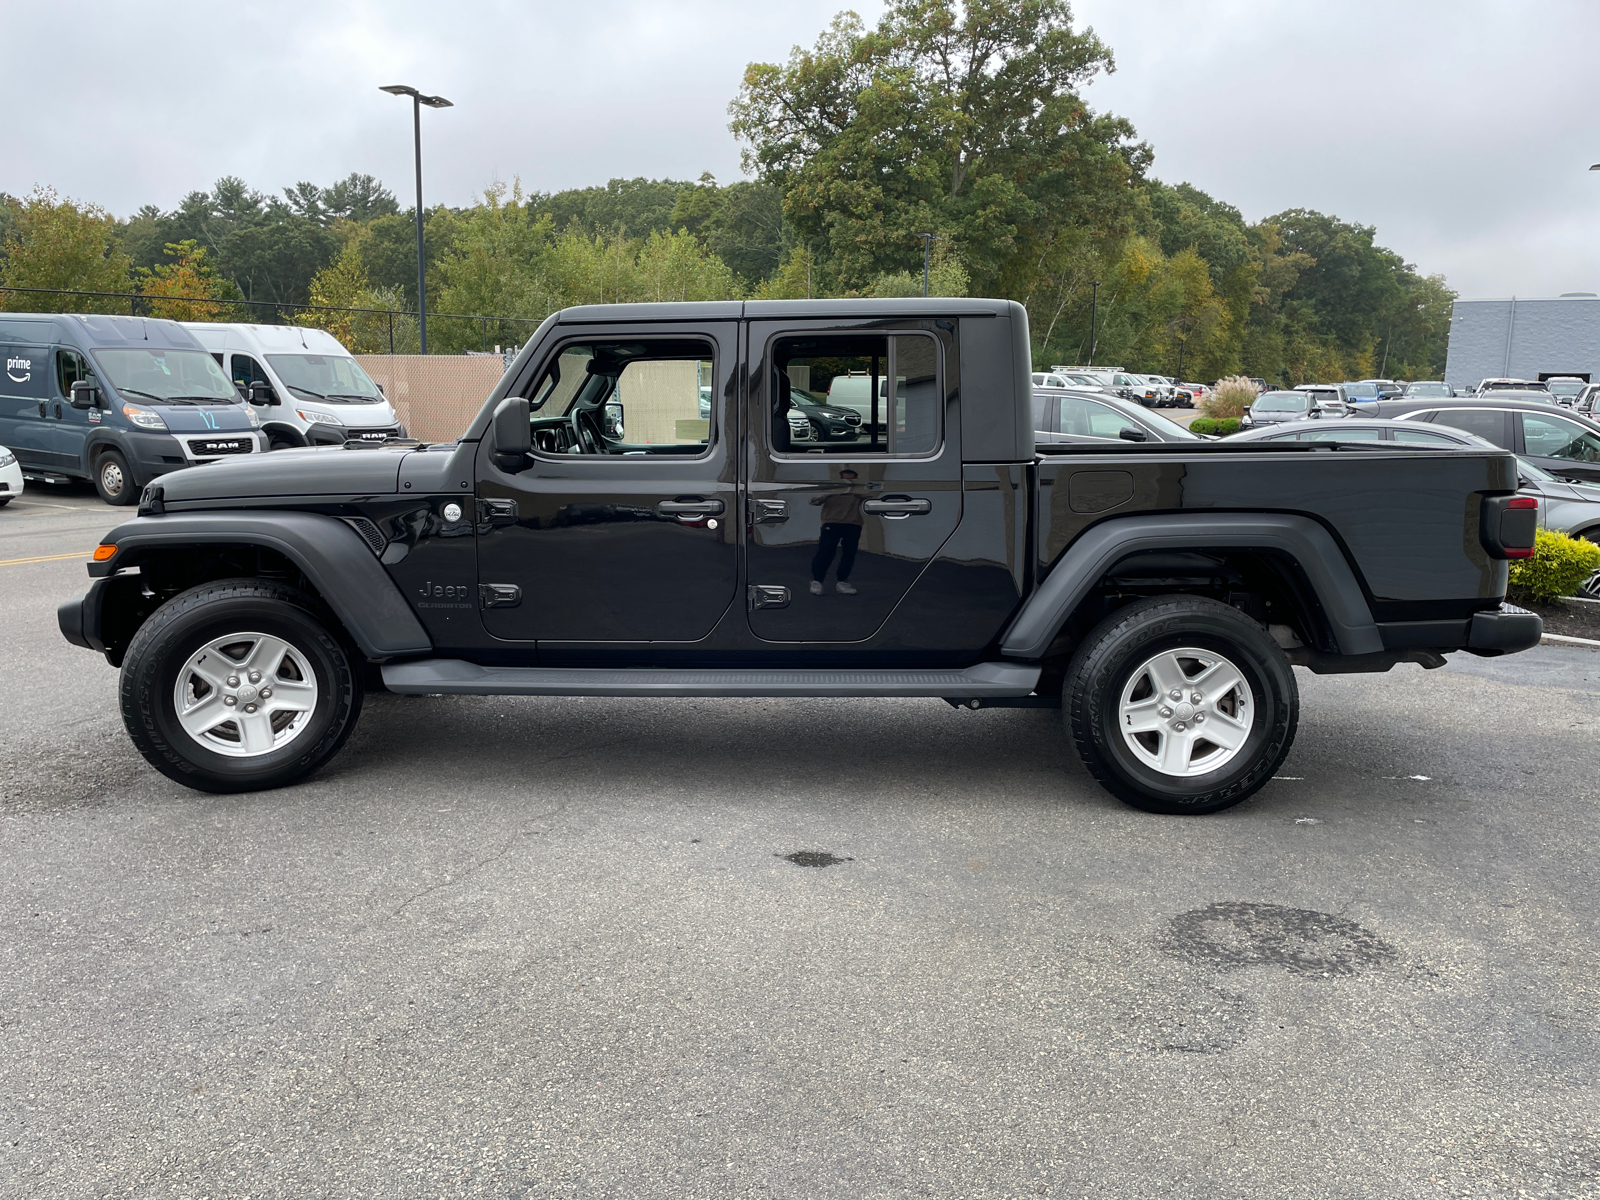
[6,0,1597,298]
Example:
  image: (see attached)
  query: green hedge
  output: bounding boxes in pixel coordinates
[1508,529,1600,602]
[1189,417,1242,436]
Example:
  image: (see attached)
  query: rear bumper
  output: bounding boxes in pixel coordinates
[1467,603,1543,655]
[1375,602,1542,657]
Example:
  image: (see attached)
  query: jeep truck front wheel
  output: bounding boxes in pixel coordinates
[1065,595,1298,815]
[120,580,364,793]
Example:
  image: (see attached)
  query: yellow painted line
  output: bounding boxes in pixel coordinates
[0,551,92,567]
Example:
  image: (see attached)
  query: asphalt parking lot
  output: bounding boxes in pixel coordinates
[2,484,1597,1199]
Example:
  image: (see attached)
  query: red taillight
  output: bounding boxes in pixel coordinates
[1505,546,1536,558]
[1508,496,1538,509]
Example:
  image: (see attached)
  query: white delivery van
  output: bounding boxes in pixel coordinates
[181,323,407,449]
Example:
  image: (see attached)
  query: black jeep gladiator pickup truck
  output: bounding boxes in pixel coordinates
[59,299,1541,814]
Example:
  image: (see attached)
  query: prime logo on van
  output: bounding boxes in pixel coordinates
[6,356,31,383]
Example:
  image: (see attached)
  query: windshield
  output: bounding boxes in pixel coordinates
[1483,380,1546,392]
[1255,392,1310,413]
[1405,382,1451,396]
[1343,383,1378,398]
[1518,457,1558,482]
[266,353,382,402]
[1133,404,1204,440]
[92,348,238,403]
[1547,380,1584,397]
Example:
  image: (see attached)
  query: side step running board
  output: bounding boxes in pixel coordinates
[381,659,1041,699]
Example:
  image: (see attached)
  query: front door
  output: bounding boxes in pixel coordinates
[476,323,741,650]
[744,320,962,643]
[1517,409,1600,484]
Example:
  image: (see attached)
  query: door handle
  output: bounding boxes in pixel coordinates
[656,498,725,519]
[749,498,788,524]
[862,496,932,518]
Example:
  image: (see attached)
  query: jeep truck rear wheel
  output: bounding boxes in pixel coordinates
[1065,595,1298,815]
[120,580,363,793]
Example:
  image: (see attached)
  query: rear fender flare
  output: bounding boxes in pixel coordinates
[90,511,431,658]
[1001,512,1383,659]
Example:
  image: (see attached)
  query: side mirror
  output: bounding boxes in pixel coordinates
[376,383,385,397]
[69,380,100,409]
[603,401,624,438]
[248,380,278,407]
[1118,427,1149,442]
[492,395,531,471]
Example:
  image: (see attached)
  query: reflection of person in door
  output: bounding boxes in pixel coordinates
[809,468,866,595]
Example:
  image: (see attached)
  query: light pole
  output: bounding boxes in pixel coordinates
[1088,280,1100,366]
[381,84,453,355]
[917,233,935,297]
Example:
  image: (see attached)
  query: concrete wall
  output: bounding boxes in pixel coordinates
[1445,298,1600,391]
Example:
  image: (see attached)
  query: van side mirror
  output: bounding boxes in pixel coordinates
[248,380,278,407]
[69,380,100,409]
[492,396,531,471]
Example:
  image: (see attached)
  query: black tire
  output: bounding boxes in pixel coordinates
[0,496,11,507]
[1064,595,1298,815]
[120,579,363,793]
[268,435,298,452]
[94,450,137,506]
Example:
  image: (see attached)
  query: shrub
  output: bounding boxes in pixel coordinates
[1200,375,1258,420]
[1507,529,1600,602]
[1189,417,1242,436]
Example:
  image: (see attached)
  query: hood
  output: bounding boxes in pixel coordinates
[142,404,258,433]
[158,445,410,503]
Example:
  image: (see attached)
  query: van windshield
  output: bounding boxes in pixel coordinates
[92,348,238,404]
[266,353,382,402]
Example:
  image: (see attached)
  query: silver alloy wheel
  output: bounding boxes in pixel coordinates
[1117,646,1254,777]
[172,632,319,758]
[100,459,124,495]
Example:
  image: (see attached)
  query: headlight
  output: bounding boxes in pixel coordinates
[297,408,343,426]
[244,406,261,428]
[0,448,15,468]
[123,404,168,431]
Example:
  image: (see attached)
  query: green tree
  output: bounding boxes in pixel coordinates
[136,239,245,321]
[730,0,1148,296]
[0,188,131,311]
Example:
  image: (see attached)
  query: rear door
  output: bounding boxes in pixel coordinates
[744,318,961,643]
[0,340,59,471]
[475,321,741,649]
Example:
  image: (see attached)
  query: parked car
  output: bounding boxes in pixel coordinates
[1477,377,1549,396]
[1376,400,1600,484]
[1053,367,1147,402]
[1359,379,1405,399]
[1341,382,1382,412]
[1240,388,1345,428]
[783,384,866,442]
[1228,418,1501,449]
[1294,384,1351,416]
[1544,376,1587,407]
[1574,383,1600,415]
[1032,389,1206,444]
[1402,381,1453,398]
[0,444,22,507]
[57,298,1539,816]
[182,323,407,450]
[0,313,263,505]
[1177,383,1209,407]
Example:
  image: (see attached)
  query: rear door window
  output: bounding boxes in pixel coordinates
[1426,409,1511,447]
[771,332,941,457]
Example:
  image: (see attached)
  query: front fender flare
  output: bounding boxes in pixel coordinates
[90,511,432,658]
[1001,512,1384,659]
